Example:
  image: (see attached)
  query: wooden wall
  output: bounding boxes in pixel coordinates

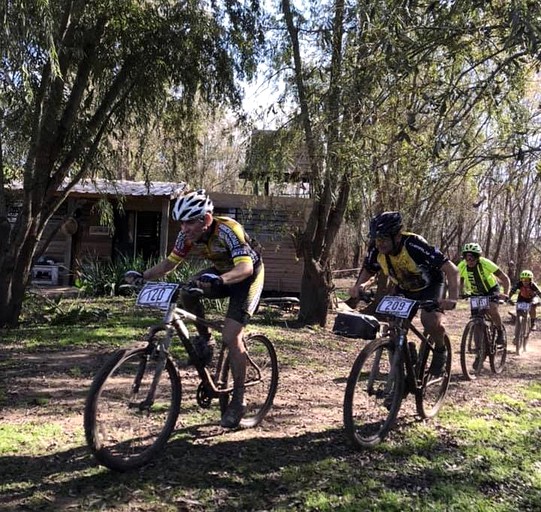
[32,192,311,293]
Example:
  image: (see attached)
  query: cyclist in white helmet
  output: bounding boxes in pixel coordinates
[125,188,264,428]
[457,242,510,346]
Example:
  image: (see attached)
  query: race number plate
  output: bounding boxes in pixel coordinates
[516,301,531,312]
[376,296,416,319]
[136,282,179,310]
[470,296,489,310]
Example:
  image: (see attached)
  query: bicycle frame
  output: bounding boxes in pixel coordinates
[142,297,264,403]
[514,301,531,354]
[386,315,435,395]
[343,295,450,448]
[467,297,498,353]
[85,281,279,471]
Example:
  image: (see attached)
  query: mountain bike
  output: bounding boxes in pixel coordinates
[84,281,279,472]
[513,301,531,355]
[460,295,507,380]
[343,295,452,448]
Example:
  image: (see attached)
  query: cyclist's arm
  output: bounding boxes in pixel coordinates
[440,260,459,309]
[494,268,511,296]
[142,259,178,281]
[349,267,376,298]
[221,261,253,285]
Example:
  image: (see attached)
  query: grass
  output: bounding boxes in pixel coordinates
[0,295,540,511]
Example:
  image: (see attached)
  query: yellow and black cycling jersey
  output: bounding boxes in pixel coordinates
[167,216,262,273]
[363,232,448,292]
[457,257,499,295]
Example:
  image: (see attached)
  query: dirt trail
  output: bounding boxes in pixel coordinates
[2,302,540,445]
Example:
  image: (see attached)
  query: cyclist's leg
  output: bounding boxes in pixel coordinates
[488,297,505,346]
[179,267,224,336]
[220,264,264,428]
[404,282,445,350]
[406,283,448,376]
[181,267,228,363]
[221,318,247,427]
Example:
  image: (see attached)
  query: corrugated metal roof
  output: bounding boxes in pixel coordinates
[7,178,187,198]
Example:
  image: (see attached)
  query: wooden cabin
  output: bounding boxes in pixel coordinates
[8,180,311,294]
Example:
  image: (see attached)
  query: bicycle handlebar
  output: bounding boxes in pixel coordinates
[416,299,443,313]
[121,280,205,298]
[345,290,375,309]
[461,294,501,303]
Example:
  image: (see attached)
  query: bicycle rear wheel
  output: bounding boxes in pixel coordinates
[460,320,486,380]
[343,338,404,448]
[489,324,507,374]
[415,334,451,419]
[84,346,181,472]
[219,334,278,428]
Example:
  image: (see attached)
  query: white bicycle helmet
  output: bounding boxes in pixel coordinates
[171,189,214,221]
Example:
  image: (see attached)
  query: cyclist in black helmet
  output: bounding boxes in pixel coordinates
[348,211,459,376]
[125,189,264,429]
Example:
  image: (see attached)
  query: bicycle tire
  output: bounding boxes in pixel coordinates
[343,338,404,448]
[460,320,486,380]
[515,312,524,355]
[515,312,527,355]
[84,346,181,472]
[219,334,278,428]
[518,312,530,355]
[522,313,532,352]
[415,334,452,419]
[489,324,507,374]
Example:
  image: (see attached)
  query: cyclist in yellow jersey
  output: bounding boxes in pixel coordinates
[125,189,264,428]
[457,242,510,346]
[348,211,459,376]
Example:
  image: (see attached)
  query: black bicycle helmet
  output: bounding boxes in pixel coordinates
[369,211,403,239]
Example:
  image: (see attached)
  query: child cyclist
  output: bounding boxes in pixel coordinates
[509,270,541,332]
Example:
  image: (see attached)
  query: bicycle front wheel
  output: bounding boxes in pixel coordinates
[515,313,525,355]
[84,346,181,472]
[343,338,404,448]
[489,324,507,374]
[515,313,529,355]
[460,320,486,380]
[219,334,278,428]
[415,334,451,419]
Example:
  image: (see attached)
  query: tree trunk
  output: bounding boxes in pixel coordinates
[298,259,333,326]
[0,234,35,327]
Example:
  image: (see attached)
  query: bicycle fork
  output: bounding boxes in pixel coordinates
[130,326,173,413]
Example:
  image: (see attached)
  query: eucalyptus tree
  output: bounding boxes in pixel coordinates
[0,0,263,327]
[273,0,541,325]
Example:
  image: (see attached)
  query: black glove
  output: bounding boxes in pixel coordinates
[197,272,224,291]
[124,270,144,285]
[345,296,360,309]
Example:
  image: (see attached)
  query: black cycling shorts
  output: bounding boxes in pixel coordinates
[193,264,265,326]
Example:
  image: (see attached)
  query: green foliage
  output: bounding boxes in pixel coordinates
[0,0,266,328]
[20,291,109,325]
[74,254,138,296]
